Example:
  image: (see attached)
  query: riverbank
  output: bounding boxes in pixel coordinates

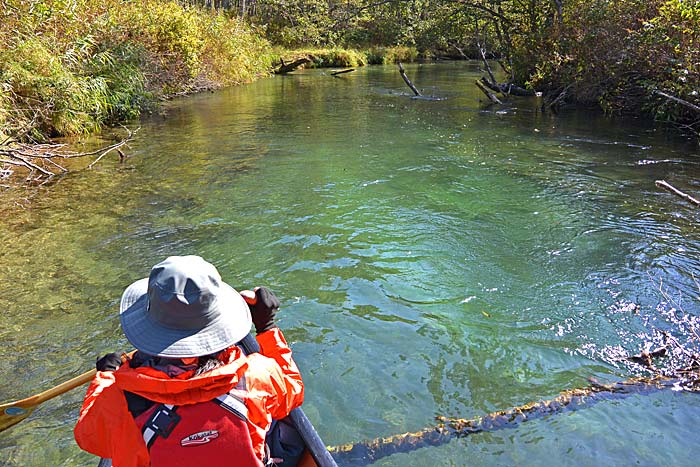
[0,1,427,185]
[0,0,273,143]
[0,1,421,144]
[2,0,697,188]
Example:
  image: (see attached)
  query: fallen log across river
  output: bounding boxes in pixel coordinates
[329,376,699,466]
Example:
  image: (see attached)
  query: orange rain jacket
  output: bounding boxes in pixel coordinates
[74,328,304,467]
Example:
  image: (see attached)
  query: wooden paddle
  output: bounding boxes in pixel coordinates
[1,351,135,433]
[0,367,97,432]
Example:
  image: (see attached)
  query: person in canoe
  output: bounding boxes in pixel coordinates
[74,255,305,467]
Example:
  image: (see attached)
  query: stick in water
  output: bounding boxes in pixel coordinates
[397,61,422,97]
[655,180,700,206]
[328,376,689,466]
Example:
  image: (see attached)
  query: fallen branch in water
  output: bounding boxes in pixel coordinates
[0,127,138,185]
[331,69,356,77]
[397,61,421,97]
[475,79,502,105]
[479,77,534,97]
[655,180,700,206]
[329,375,697,466]
[275,57,311,74]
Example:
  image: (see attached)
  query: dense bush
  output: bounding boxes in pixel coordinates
[273,48,368,68]
[0,0,273,140]
[638,0,700,123]
[527,0,699,126]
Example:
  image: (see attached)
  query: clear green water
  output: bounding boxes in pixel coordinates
[2,62,700,466]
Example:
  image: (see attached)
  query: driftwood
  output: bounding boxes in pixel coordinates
[274,57,311,74]
[0,126,138,184]
[656,180,700,206]
[475,79,502,105]
[479,77,534,97]
[329,376,698,466]
[654,90,700,113]
[473,42,533,102]
[331,69,356,76]
[397,61,421,97]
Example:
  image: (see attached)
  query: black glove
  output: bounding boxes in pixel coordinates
[96,352,122,372]
[249,287,280,334]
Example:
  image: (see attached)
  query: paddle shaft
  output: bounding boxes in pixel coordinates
[0,352,137,433]
[0,367,96,432]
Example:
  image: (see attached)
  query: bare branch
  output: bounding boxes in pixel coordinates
[655,90,700,113]
[655,180,700,207]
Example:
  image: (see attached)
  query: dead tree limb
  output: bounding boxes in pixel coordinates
[477,42,498,87]
[656,180,700,206]
[474,41,533,98]
[274,57,311,74]
[448,42,470,60]
[87,132,133,169]
[330,68,355,76]
[329,376,695,466]
[654,91,700,113]
[0,127,138,185]
[2,151,55,177]
[475,79,502,105]
[479,77,534,97]
[397,61,421,97]
[546,84,574,110]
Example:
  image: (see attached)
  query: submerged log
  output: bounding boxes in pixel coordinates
[479,77,534,97]
[331,68,355,76]
[329,376,696,466]
[397,61,421,97]
[475,79,502,105]
[656,180,700,206]
[275,57,311,74]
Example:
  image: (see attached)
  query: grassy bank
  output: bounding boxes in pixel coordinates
[271,45,420,69]
[0,0,273,141]
[0,0,423,145]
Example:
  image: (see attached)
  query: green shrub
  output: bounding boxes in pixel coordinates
[382,46,419,64]
[637,0,700,123]
[0,36,110,136]
[288,48,367,68]
[199,15,273,86]
[0,0,273,139]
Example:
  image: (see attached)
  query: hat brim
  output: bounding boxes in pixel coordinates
[119,277,252,358]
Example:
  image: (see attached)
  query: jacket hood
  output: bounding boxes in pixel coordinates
[112,346,248,405]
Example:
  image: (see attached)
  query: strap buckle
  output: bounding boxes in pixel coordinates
[147,405,181,438]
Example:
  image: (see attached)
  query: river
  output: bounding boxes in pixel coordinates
[1,62,700,466]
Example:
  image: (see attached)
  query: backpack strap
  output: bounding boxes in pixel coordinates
[142,404,180,448]
[212,375,248,421]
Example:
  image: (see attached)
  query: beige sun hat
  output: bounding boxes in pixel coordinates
[119,255,252,358]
